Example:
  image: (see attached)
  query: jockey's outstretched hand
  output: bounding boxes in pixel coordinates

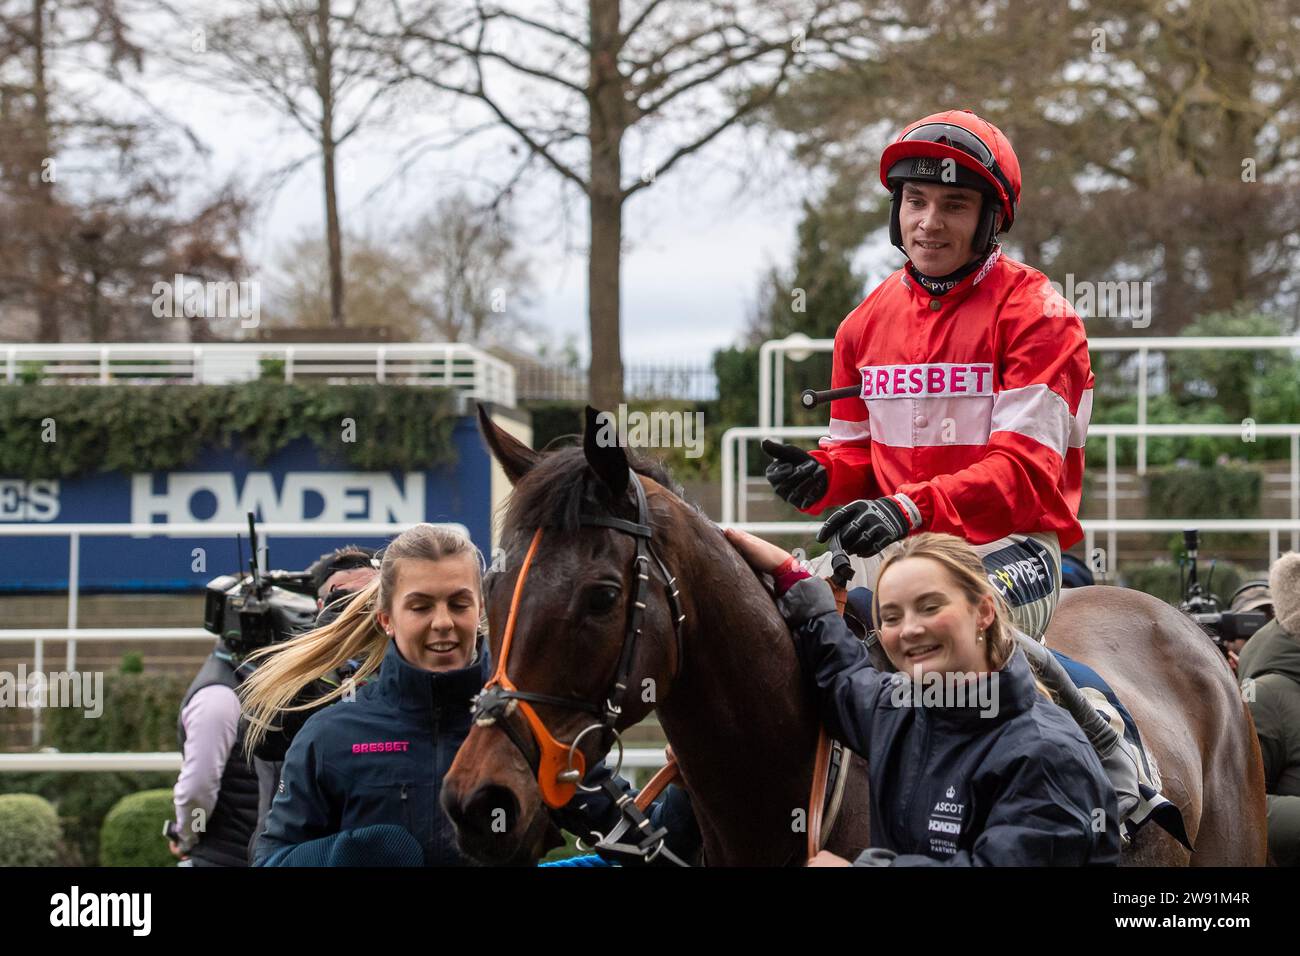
[761,440,828,509]
[818,497,916,557]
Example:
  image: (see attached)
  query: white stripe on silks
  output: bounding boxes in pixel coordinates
[864,395,993,447]
[818,417,871,449]
[1068,387,1093,449]
[989,383,1072,458]
[893,493,922,529]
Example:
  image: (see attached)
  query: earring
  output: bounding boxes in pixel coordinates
[977,630,985,643]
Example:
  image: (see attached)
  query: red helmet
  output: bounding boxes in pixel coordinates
[879,109,1022,254]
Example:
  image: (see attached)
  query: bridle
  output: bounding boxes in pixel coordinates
[470,470,688,862]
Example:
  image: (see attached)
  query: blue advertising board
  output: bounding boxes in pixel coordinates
[0,415,493,591]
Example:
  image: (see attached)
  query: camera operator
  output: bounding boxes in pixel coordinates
[245,546,379,862]
[169,639,253,866]
[1225,580,1273,674]
[1238,552,1300,866]
[169,524,317,866]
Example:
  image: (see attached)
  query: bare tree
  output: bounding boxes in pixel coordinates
[371,0,863,407]
[267,228,422,337]
[185,0,431,328]
[403,193,533,344]
[0,0,250,342]
[267,191,533,343]
[0,0,147,341]
[764,0,1300,335]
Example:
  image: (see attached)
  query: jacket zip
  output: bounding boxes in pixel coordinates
[899,717,931,851]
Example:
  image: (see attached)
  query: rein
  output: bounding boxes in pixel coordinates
[473,470,837,865]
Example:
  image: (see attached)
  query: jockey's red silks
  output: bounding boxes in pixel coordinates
[803,247,1094,549]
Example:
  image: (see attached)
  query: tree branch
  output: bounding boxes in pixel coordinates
[633,39,786,120]
[618,0,668,51]
[403,26,587,95]
[399,62,589,193]
[481,6,588,51]
[623,42,797,199]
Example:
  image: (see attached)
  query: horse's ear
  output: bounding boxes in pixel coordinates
[477,403,540,485]
[583,405,629,497]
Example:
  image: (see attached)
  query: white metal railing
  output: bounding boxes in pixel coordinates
[758,334,1300,474]
[721,424,1300,566]
[0,751,669,784]
[0,520,464,663]
[1,342,516,407]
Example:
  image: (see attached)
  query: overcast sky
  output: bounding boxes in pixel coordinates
[130,14,902,366]
[143,81,776,364]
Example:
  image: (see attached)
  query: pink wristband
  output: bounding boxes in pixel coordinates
[772,557,812,597]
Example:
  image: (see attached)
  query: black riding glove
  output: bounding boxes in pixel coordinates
[762,440,829,510]
[817,496,917,558]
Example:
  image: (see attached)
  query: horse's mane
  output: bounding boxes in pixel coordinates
[503,445,691,545]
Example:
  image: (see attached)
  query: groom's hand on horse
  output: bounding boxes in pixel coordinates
[762,440,828,510]
[817,497,917,557]
[723,527,793,574]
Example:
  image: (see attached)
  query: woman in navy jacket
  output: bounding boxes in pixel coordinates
[242,524,689,866]
[725,527,1120,867]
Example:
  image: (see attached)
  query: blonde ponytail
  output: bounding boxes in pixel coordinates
[240,578,388,757]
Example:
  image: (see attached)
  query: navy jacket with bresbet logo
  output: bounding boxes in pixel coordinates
[778,576,1121,866]
[254,637,696,866]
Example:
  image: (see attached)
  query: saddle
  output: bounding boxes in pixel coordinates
[1047,647,1190,849]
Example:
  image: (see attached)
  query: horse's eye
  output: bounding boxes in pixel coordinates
[586,586,620,615]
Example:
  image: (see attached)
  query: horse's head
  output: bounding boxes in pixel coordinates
[442,405,689,864]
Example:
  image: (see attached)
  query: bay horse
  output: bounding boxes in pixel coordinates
[443,406,1266,865]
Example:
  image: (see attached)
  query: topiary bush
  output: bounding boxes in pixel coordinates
[100,790,176,867]
[0,772,175,866]
[0,794,63,866]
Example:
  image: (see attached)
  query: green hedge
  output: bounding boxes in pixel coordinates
[0,660,190,864]
[0,383,460,479]
[40,671,190,752]
[0,669,189,752]
[0,794,63,866]
[1120,560,1250,607]
[0,772,176,866]
[100,790,176,867]
[1147,464,1262,520]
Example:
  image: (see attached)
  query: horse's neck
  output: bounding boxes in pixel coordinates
[655,521,822,865]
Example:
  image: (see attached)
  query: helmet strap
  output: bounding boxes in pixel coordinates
[972,195,999,256]
[891,183,1002,262]
[889,184,905,252]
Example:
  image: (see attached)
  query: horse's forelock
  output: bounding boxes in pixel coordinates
[502,445,683,545]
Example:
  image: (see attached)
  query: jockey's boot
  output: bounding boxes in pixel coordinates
[1014,633,1144,841]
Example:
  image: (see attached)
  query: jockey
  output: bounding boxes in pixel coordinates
[765,108,1090,641]
[763,109,1159,840]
